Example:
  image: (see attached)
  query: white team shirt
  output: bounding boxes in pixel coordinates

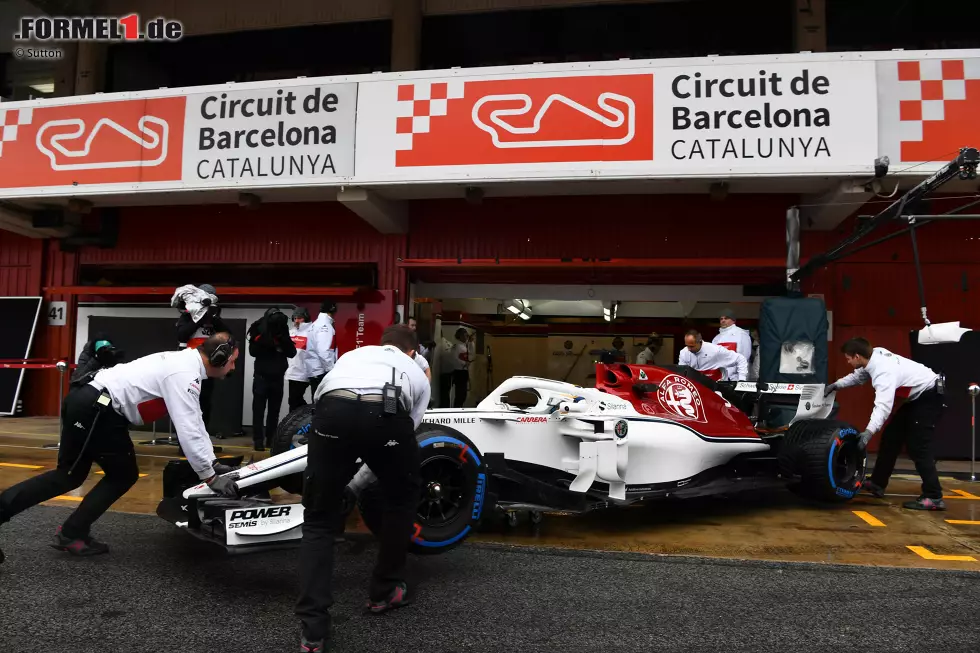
[91,348,216,480]
[286,322,313,382]
[832,347,939,434]
[414,351,430,373]
[678,341,749,381]
[314,344,431,429]
[636,348,657,365]
[307,313,337,378]
[712,325,753,380]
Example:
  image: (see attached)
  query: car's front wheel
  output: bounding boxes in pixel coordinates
[271,404,315,495]
[777,419,866,502]
[357,424,489,555]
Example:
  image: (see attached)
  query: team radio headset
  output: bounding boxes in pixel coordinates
[69,337,238,475]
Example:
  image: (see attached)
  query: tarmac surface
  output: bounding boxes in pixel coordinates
[2,505,980,653]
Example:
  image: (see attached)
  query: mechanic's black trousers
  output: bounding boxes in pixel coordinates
[296,395,421,641]
[0,385,139,539]
[288,380,309,411]
[871,387,944,499]
[251,372,285,446]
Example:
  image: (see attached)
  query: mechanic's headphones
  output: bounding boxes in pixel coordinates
[208,335,237,368]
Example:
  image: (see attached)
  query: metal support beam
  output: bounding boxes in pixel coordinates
[338,188,408,234]
[798,179,874,231]
[0,204,74,238]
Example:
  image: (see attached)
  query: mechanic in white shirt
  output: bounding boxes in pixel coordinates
[711,307,753,382]
[636,332,664,365]
[826,337,945,510]
[0,333,240,563]
[439,328,471,408]
[287,307,314,410]
[296,325,430,650]
[307,300,338,398]
[679,329,749,381]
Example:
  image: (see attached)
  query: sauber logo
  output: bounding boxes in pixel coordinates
[656,374,706,423]
[393,74,653,167]
[517,416,548,423]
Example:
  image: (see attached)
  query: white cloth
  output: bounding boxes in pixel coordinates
[678,341,749,381]
[307,313,337,378]
[91,348,216,480]
[314,344,431,429]
[414,351,430,373]
[170,285,217,323]
[636,348,657,366]
[286,322,313,382]
[831,347,939,434]
[712,324,753,381]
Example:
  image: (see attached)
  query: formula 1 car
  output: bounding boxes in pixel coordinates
[157,362,866,555]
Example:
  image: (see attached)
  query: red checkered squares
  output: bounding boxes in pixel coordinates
[394,79,466,151]
[0,108,34,159]
[897,59,969,125]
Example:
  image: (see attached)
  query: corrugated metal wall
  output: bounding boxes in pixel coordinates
[0,232,43,296]
[80,204,393,265]
[408,195,794,260]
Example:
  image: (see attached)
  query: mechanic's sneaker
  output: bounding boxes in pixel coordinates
[299,635,327,652]
[365,582,410,614]
[903,496,946,511]
[50,527,110,557]
[861,479,885,498]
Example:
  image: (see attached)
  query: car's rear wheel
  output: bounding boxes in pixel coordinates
[777,419,866,501]
[357,424,488,555]
[271,404,315,495]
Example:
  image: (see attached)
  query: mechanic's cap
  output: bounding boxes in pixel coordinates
[719,306,736,320]
[94,340,112,352]
[198,283,217,296]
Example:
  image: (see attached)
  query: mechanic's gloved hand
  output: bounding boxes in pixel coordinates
[207,474,239,498]
[825,382,838,394]
[856,430,873,451]
[212,461,238,476]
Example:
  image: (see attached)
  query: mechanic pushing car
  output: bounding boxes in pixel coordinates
[679,329,749,381]
[827,337,947,511]
[248,308,297,451]
[287,307,314,410]
[307,300,339,398]
[0,333,240,564]
[296,324,430,653]
[711,307,753,381]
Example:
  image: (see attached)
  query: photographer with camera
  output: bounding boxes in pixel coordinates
[0,333,240,564]
[70,332,124,388]
[248,308,297,451]
[174,283,231,430]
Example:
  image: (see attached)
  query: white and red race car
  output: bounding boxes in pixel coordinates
[157,362,865,555]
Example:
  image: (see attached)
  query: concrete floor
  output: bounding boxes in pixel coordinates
[2,416,980,572]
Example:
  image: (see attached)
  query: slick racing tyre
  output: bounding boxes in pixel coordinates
[271,404,315,495]
[777,419,866,502]
[358,424,489,556]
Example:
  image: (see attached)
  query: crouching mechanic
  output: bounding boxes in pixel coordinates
[826,337,946,511]
[296,324,430,652]
[680,329,749,381]
[0,333,240,563]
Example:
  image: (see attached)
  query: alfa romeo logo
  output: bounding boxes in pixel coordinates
[614,420,628,438]
[656,374,706,423]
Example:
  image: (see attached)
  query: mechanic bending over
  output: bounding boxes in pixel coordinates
[296,324,430,653]
[711,307,753,382]
[248,308,297,451]
[0,333,240,564]
[679,329,749,381]
[307,300,338,398]
[826,337,947,511]
[287,307,314,410]
[636,332,664,365]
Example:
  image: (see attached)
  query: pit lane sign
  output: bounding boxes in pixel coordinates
[354,59,878,181]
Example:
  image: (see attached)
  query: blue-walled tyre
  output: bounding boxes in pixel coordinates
[271,404,315,495]
[358,424,489,556]
[777,419,866,502]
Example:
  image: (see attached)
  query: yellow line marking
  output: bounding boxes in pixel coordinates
[907,545,977,562]
[944,489,980,500]
[0,462,44,470]
[945,520,980,525]
[852,511,886,527]
[95,471,148,478]
[51,496,83,502]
